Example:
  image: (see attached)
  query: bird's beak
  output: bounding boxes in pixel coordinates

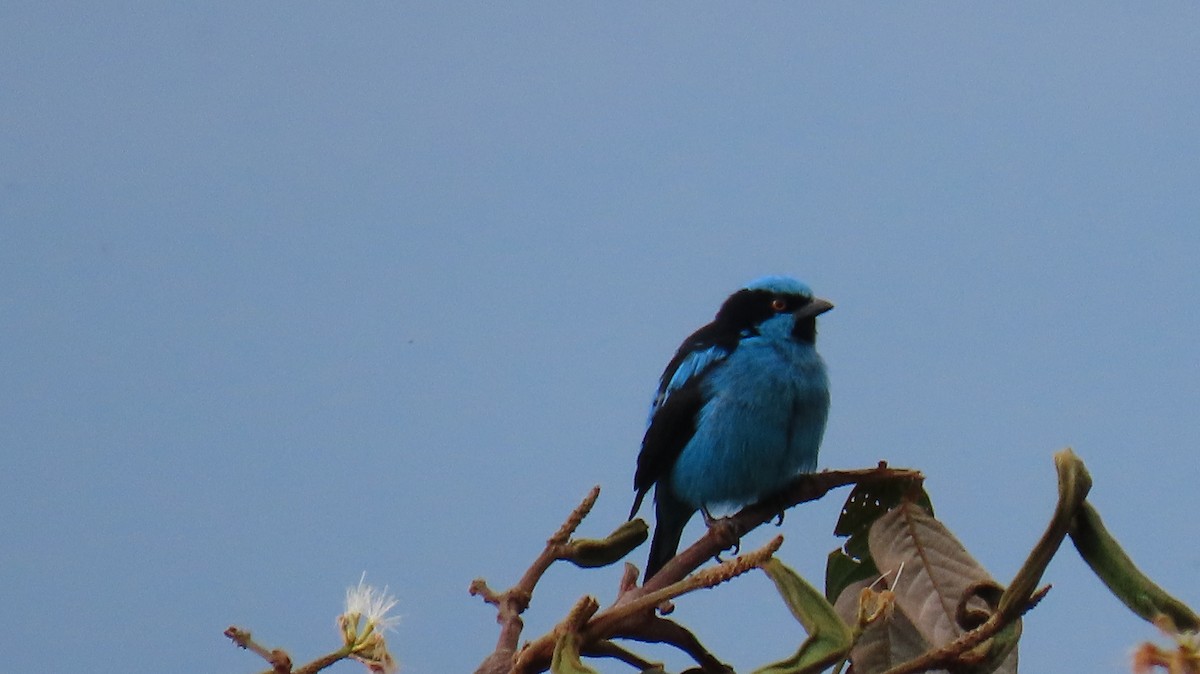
[794,297,834,320]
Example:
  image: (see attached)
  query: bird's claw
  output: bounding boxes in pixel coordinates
[701,505,742,562]
[712,538,742,564]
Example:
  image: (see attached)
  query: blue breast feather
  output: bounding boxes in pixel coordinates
[667,325,829,510]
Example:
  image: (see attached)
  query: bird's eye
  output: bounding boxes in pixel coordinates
[771,298,787,312]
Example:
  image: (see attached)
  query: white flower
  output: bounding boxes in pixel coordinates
[344,573,401,634]
[339,573,400,674]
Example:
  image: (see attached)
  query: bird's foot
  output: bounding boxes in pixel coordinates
[701,505,742,561]
[700,504,722,527]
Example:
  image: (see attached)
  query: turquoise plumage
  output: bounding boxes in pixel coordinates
[630,276,832,580]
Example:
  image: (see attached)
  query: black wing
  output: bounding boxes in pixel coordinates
[629,379,705,519]
[629,321,740,518]
[648,321,742,415]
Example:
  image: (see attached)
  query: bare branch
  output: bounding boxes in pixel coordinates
[224,626,293,673]
[477,466,923,674]
[511,537,782,673]
[552,485,601,545]
[471,487,607,674]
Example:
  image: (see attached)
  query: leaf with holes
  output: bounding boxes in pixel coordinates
[826,478,933,602]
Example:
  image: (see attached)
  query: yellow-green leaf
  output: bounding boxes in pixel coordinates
[566,519,649,568]
[753,559,853,674]
[1071,499,1200,632]
[551,631,599,674]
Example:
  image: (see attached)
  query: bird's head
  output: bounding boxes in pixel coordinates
[715,275,833,344]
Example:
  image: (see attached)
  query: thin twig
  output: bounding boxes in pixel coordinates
[224,627,293,673]
[293,651,350,674]
[470,487,604,674]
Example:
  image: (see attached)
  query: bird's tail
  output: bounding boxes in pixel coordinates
[644,492,695,582]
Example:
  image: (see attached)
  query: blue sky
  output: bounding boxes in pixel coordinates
[3,3,1199,673]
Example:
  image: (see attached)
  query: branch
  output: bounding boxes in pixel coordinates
[474,465,923,674]
[580,639,660,671]
[224,627,293,673]
[512,538,781,674]
[641,464,924,595]
[471,487,607,674]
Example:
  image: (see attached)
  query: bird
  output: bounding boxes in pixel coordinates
[629,275,833,581]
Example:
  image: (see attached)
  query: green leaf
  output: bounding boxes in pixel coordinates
[1071,499,1200,631]
[752,559,853,674]
[551,631,599,674]
[566,519,649,568]
[824,548,877,605]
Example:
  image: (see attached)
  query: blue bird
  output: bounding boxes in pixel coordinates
[629,276,832,580]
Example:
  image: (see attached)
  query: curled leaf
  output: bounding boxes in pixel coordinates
[566,519,649,569]
[996,448,1090,621]
[868,500,1018,673]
